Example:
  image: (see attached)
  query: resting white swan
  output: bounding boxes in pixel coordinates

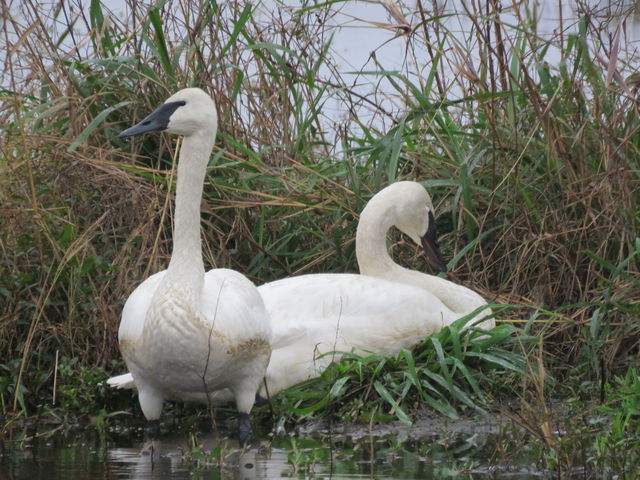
[256,181,494,396]
[109,181,494,402]
[114,88,271,445]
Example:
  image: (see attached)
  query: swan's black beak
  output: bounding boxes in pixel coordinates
[420,211,448,273]
[119,101,186,138]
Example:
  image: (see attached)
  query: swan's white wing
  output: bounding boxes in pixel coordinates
[258,273,453,395]
[269,323,308,350]
[201,268,271,343]
[261,273,449,352]
[118,271,167,344]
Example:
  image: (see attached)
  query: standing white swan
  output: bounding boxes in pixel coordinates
[114,88,271,445]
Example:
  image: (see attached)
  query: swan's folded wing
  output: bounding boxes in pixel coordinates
[259,273,449,356]
[270,323,308,349]
[201,268,272,343]
[119,271,166,343]
[257,273,453,396]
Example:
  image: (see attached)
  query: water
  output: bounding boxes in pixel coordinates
[4,0,640,153]
[259,0,640,126]
[1,417,550,479]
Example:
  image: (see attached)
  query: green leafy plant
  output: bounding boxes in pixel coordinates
[273,310,533,425]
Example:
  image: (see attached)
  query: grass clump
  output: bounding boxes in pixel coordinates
[272,311,532,426]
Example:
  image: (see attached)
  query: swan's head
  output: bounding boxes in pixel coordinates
[119,88,218,138]
[368,181,448,273]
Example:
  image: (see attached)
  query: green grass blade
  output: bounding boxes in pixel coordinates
[68,100,131,152]
[464,351,524,373]
[399,349,422,396]
[148,7,176,90]
[374,380,412,425]
[220,3,254,58]
[429,337,453,383]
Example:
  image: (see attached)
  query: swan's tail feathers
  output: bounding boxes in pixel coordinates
[106,373,136,390]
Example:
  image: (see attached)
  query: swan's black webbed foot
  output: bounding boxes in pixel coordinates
[238,412,253,447]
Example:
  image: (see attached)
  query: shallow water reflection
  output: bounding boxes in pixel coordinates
[107,443,294,480]
[1,420,548,480]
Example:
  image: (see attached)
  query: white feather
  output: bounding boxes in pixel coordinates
[106,373,135,390]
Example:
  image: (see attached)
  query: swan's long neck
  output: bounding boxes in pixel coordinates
[356,199,487,318]
[163,132,215,295]
[356,200,397,275]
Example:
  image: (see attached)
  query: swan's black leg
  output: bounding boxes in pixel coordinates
[141,419,161,461]
[145,419,161,439]
[238,412,252,446]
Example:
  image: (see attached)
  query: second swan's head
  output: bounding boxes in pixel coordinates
[361,181,448,273]
[119,88,218,138]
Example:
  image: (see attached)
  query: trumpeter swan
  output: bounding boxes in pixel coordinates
[114,88,271,445]
[108,181,493,402]
[255,181,494,396]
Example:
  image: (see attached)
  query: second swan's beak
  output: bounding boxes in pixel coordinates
[420,211,448,273]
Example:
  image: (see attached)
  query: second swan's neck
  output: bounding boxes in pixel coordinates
[164,132,215,294]
[356,199,397,275]
[356,199,487,317]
